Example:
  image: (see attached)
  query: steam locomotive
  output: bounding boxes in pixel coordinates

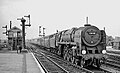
[30,24,107,68]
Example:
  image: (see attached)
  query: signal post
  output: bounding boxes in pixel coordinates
[39,26,45,46]
[17,15,31,49]
[21,18,26,49]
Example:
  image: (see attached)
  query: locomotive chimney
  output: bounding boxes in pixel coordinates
[84,17,91,26]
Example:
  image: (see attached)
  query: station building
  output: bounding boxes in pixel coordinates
[7,26,22,50]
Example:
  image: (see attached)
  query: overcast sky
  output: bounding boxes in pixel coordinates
[0,0,120,39]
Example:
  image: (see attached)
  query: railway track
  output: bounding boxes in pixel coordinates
[27,44,68,73]
[39,50,110,73]
[106,59,120,67]
[31,49,92,73]
[105,53,120,71]
[98,52,120,72]
[26,43,113,73]
[35,52,69,73]
[85,66,111,73]
[102,59,120,72]
[44,53,93,73]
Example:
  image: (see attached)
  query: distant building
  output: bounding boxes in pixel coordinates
[0,39,8,44]
[111,37,120,50]
[7,26,22,50]
[106,35,114,46]
[0,39,8,50]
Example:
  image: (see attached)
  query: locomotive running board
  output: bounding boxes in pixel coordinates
[57,42,76,45]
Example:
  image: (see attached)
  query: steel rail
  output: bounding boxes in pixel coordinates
[35,52,69,73]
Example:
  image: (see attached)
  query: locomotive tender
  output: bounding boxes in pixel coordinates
[30,24,107,68]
